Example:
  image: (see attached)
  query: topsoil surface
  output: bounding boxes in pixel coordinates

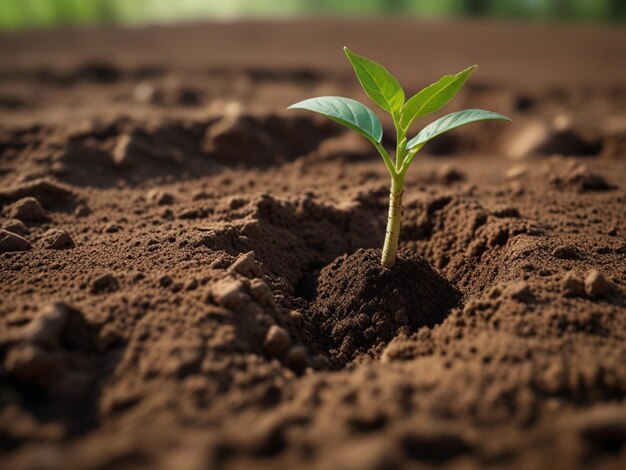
[1,19,626,470]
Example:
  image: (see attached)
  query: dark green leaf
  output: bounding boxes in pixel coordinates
[400,65,477,130]
[406,109,511,150]
[344,47,404,114]
[288,96,383,143]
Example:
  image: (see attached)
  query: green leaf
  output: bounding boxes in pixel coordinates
[400,65,477,130]
[406,109,511,150]
[288,96,383,143]
[343,47,404,114]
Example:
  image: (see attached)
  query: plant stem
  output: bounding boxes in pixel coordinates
[381,175,404,268]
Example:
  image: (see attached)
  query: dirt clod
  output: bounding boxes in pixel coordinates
[505,121,601,159]
[0,179,76,209]
[0,229,32,252]
[552,244,582,260]
[506,164,527,180]
[4,344,68,389]
[74,204,90,217]
[147,189,175,206]
[584,269,615,298]
[285,345,307,367]
[2,218,30,236]
[263,325,291,356]
[4,302,97,397]
[90,273,119,294]
[210,278,249,310]
[21,302,93,349]
[306,249,460,364]
[8,197,49,223]
[202,113,340,167]
[229,251,263,278]
[561,271,585,297]
[111,133,136,167]
[104,223,121,233]
[552,164,615,192]
[41,229,75,249]
[505,280,535,303]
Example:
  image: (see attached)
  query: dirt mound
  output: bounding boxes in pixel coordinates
[1,113,343,189]
[550,163,616,192]
[0,302,108,445]
[194,192,384,295]
[305,249,461,365]
[0,179,76,209]
[203,113,342,168]
[504,121,604,159]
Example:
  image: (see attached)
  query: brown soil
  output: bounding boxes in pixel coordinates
[1,20,626,470]
[306,248,461,366]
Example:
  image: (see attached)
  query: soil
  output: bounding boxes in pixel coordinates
[306,248,461,366]
[1,19,626,470]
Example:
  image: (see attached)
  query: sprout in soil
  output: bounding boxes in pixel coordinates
[288,47,511,268]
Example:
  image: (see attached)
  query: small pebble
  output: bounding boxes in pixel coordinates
[104,224,122,233]
[9,197,49,223]
[263,325,290,356]
[111,134,134,167]
[248,278,275,307]
[133,81,161,103]
[90,273,119,294]
[74,204,91,217]
[1,219,29,236]
[21,302,83,348]
[178,208,200,220]
[552,244,581,260]
[561,271,585,297]
[229,251,263,278]
[209,278,248,310]
[288,310,303,322]
[147,189,175,206]
[286,345,307,366]
[584,269,614,298]
[0,229,32,252]
[41,229,75,249]
[161,208,174,220]
[505,164,527,180]
[505,281,534,303]
[509,181,525,196]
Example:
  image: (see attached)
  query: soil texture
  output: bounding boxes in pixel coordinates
[306,248,461,365]
[0,19,626,470]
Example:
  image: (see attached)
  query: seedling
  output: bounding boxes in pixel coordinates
[289,48,511,268]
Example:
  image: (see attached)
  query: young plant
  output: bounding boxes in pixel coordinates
[288,47,511,268]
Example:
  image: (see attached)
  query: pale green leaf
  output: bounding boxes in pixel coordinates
[406,109,511,150]
[344,47,404,114]
[400,65,477,130]
[288,96,383,143]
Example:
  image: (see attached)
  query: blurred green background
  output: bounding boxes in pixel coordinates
[1,0,625,30]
